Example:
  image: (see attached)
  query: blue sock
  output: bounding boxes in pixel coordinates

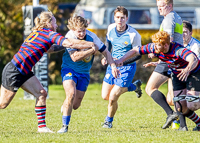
[128,83,136,91]
[105,115,113,122]
[62,116,71,125]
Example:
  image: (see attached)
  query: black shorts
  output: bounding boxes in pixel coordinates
[154,61,172,78]
[2,62,34,92]
[172,70,200,91]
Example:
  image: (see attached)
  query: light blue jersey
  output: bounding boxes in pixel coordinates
[107,23,141,60]
[61,30,106,74]
[186,37,200,59]
[104,24,141,87]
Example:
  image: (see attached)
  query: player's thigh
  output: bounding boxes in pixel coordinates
[63,80,76,97]
[21,76,47,98]
[0,85,16,108]
[101,81,114,100]
[146,71,168,95]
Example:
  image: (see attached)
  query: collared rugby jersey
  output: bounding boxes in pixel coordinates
[106,23,141,61]
[61,29,106,74]
[11,28,66,75]
[139,42,200,74]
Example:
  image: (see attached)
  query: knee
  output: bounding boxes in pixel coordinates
[102,94,109,100]
[73,104,80,110]
[166,98,174,106]
[0,103,8,109]
[37,90,47,101]
[145,86,153,96]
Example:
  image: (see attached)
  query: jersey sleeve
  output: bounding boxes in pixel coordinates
[175,47,193,60]
[49,31,66,46]
[65,31,78,52]
[93,34,106,53]
[139,43,155,55]
[132,32,142,49]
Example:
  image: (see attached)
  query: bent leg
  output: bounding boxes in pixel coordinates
[145,71,168,96]
[62,80,76,116]
[21,76,47,106]
[0,85,16,109]
[101,81,114,100]
[73,90,85,110]
[108,85,127,117]
[166,78,174,106]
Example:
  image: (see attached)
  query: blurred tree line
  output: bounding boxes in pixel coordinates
[0,0,80,84]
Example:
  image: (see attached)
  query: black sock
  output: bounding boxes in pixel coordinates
[151,90,173,115]
[179,113,187,128]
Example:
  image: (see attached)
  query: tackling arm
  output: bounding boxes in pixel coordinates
[46,44,65,53]
[62,39,94,50]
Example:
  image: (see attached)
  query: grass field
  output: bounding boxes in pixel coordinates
[0,83,200,143]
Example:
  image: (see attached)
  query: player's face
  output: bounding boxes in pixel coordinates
[183,27,192,45]
[50,17,58,32]
[73,27,86,40]
[157,0,171,16]
[154,42,168,54]
[114,12,128,31]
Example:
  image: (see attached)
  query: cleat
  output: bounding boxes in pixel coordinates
[162,112,179,129]
[193,126,200,131]
[37,127,54,133]
[178,126,188,131]
[102,121,113,128]
[172,120,180,130]
[133,80,142,98]
[57,125,68,133]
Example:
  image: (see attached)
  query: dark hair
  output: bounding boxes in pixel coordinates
[183,20,192,32]
[114,6,128,17]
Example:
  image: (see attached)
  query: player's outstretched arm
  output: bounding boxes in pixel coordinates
[46,44,65,53]
[115,47,140,66]
[177,54,198,81]
[62,39,94,50]
[102,49,120,78]
[69,44,98,62]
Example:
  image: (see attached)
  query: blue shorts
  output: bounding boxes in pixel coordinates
[103,63,136,87]
[61,68,90,91]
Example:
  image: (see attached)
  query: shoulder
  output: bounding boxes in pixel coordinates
[127,25,141,38]
[86,29,98,39]
[65,30,77,39]
[107,23,116,33]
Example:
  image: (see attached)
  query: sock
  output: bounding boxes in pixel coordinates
[128,83,136,91]
[184,110,200,126]
[62,116,71,126]
[151,90,173,115]
[35,105,46,128]
[105,115,113,122]
[179,114,187,128]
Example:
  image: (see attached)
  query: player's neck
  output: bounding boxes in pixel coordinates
[116,24,127,32]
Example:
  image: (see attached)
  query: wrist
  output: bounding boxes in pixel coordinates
[111,64,117,69]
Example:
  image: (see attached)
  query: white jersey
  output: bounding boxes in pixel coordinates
[186,37,200,59]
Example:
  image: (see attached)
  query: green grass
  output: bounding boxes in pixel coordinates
[0,83,200,143]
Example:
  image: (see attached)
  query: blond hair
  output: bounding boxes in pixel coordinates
[32,11,54,31]
[157,0,173,6]
[67,16,88,30]
[152,31,170,46]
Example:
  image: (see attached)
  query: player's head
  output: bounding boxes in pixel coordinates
[183,20,192,45]
[152,31,170,53]
[32,11,57,32]
[67,16,88,39]
[157,0,173,16]
[114,6,128,31]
